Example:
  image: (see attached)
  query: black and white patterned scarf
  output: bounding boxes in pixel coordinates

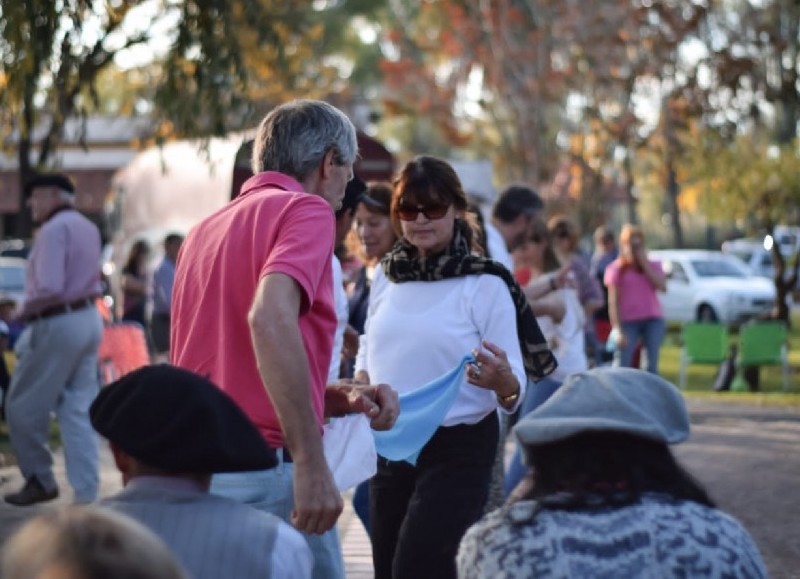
[381,220,557,381]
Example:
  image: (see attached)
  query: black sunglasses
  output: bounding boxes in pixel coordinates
[397,203,450,222]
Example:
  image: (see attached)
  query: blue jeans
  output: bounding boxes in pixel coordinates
[618,317,666,374]
[503,377,561,497]
[211,457,345,579]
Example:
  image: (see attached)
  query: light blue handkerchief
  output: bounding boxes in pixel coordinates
[373,353,474,465]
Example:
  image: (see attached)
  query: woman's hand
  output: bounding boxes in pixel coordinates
[612,327,627,349]
[466,340,520,404]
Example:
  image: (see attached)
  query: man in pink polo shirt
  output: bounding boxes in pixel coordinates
[171,99,397,579]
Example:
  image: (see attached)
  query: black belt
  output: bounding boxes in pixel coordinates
[278,448,293,463]
[31,298,95,321]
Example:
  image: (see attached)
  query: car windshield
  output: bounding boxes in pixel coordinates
[690,258,749,278]
[728,250,753,262]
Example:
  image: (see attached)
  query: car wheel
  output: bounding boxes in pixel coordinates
[697,304,718,322]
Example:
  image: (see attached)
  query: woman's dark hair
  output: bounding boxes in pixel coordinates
[522,431,715,510]
[528,221,561,274]
[123,240,150,274]
[547,214,580,253]
[466,203,489,257]
[390,156,482,254]
[359,181,393,218]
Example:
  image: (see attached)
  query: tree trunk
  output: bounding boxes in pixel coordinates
[623,150,638,225]
[665,164,684,248]
[771,245,797,328]
[8,138,34,240]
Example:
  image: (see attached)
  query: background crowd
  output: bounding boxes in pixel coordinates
[0,99,766,579]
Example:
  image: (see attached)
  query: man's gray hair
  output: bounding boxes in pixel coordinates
[251,99,358,180]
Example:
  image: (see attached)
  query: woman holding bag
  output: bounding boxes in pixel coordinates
[355,156,555,579]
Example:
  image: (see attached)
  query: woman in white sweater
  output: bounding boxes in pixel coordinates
[355,156,555,579]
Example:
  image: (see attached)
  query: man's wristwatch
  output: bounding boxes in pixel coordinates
[497,386,520,407]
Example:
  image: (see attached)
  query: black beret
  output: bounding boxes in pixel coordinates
[24,173,75,196]
[90,365,277,473]
[336,172,367,217]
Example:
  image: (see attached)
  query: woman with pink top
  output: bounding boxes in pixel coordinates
[604,224,667,374]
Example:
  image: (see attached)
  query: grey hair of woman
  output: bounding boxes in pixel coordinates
[251,99,358,181]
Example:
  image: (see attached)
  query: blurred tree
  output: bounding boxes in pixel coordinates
[378,0,709,246]
[0,0,335,236]
[676,0,800,334]
[698,0,799,144]
[682,128,800,321]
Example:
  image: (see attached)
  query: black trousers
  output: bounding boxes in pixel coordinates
[370,411,499,579]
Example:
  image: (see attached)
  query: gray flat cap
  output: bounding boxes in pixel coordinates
[514,367,690,446]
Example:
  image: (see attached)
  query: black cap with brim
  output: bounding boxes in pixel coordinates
[24,173,75,196]
[90,365,278,473]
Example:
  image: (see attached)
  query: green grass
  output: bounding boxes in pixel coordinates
[659,312,800,408]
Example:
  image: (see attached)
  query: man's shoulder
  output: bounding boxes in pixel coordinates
[484,223,513,270]
[104,485,288,530]
[41,208,98,234]
[153,258,173,275]
[227,185,332,227]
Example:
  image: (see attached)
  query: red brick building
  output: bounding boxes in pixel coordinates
[0,116,148,237]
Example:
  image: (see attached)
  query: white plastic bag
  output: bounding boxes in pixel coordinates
[323,414,377,492]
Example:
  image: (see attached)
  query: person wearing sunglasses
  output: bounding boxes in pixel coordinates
[548,215,604,361]
[502,221,588,498]
[492,185,571,302]
[354,156,556,579]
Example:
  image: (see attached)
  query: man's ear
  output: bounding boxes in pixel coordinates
[109,442,132,475]
[320,148,338,180]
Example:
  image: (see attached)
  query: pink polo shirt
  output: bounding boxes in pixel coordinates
[171,172,336,448]
[604,259,664,322]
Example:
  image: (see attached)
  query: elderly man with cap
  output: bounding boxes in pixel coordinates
[458,367,767,579]
[4,173,103,507]
[94,364,313,579]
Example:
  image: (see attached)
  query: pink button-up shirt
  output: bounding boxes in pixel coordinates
[20,207,102,319]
